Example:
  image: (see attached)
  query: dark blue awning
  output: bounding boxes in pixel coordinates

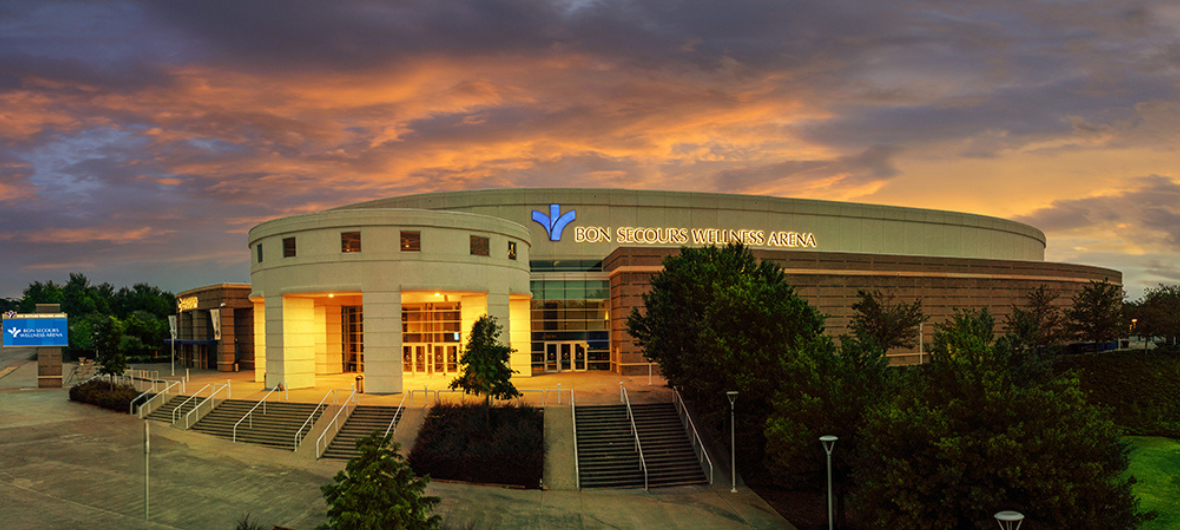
[163,339,218,346]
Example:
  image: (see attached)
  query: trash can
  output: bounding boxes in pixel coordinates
[355,375,364,393]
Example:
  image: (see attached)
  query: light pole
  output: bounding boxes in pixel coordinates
[727,391,738,493]
[820,435,838,530]
[994,510,1024,530]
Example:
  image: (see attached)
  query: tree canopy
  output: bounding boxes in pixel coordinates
[319,432,441,530]
[1065,279,1124,349]
[848,289,927,352]
[449,314,520,408]
[1004,284,1068,350]
[1126,284,1180,345]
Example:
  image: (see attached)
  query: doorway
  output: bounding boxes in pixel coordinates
[544,341,588,372]
[403,343,460,376]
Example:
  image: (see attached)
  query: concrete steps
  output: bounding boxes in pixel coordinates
[144,395,206,424]
[321,405,403,461]
[189,399,326,451]
[575,403,708,489]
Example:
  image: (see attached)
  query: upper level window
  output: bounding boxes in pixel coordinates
[507,241,517,260]
[401,231,421,252]
[256,244,263,263]
[283,237,296,258]
[470,235,490,256]
[341,232,361,253]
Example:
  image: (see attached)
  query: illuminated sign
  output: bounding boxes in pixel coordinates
[532,204,577,241]
[177,296,198,312]
[573,226,818,249]
[3,314,69,347]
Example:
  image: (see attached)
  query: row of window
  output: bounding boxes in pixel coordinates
[257,231,518,262]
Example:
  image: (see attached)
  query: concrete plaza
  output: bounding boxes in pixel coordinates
[0,350,793,529]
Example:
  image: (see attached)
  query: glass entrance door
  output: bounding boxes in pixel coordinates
[545,341,589,372]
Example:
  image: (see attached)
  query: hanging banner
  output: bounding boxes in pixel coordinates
[210,309,221,341]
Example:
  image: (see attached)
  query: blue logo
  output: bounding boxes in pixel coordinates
[532,204,577,241]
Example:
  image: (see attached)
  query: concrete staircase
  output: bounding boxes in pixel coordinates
[320,405,403,461]
[144,395,206,423]
[189,399,327,451]
[631,403,708,486]
[575,403,708,489]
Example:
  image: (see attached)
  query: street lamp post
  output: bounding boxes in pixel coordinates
[994,510,1024,530]
[820,435,838,530]
[727,391,738,493]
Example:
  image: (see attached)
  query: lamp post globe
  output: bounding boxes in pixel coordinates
[820,436,838,530]
[994,510,1024,530]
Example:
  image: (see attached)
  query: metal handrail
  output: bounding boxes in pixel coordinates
[233,385,284,443]
[571,388,580,489]
[134,381,181,418]
[296,388,342,450]
[314,389,360,458]
[173,384,212,423]
[621,386,648,491]
[383,391,410,438]
[672,388,714,484]
[185,381,230,429]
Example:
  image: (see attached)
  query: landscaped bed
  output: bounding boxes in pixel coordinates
[408,402,544,489]
[69,379,138,413]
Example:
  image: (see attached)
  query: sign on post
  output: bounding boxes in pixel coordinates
[3,313,69,347]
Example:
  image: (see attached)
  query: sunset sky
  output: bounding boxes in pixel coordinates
[2,0,1178,300]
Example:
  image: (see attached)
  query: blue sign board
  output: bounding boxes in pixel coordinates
[3,315,69,347]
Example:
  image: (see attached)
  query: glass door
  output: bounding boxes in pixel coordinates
[574,343,587,371]
[414,345,427,373]
[446,345,459,373]
[545,343,559,372]
[560,343,572,371]
[545,341,590,372]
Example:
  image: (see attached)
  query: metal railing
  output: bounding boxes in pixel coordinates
[296,388,346,450]
[672,388,714,484]
[173,384,212,423]
[620,386,648,491]
[233,385,285,443]
[314,389,360,458]
[571,388,580,489]
[383,391,410,438]
[184,381,231,429]
[133,381,182,418]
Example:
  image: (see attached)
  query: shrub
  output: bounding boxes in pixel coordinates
[1055,350,1180,437]
[68,380,139,413]
[409,403,543,488]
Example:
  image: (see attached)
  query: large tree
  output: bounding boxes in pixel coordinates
[1127,284,1180,346]
[849,289,927,352]
[626,243,827,470]
[319,432,441,530]
[1004,284,1068,350]
[1065,279,1124,351]
[449,315,520,418]
[855,310,1150,529]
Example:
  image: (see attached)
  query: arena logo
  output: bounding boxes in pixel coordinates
[531,204,578,241]
[574,225,818,248]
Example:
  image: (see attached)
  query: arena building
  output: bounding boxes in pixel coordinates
[246,189,1120,393]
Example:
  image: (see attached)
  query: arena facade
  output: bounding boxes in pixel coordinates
[246,189,1120,393]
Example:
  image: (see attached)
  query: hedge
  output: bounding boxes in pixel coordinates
[409,403,544,488]
[69,380,139,413]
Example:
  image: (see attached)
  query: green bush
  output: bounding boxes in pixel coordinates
[68,380,139,413]
[409,403,543,488]
[1055,350,1180,437]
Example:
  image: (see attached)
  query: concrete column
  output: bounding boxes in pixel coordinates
[509,297,532,377]
[253,301,266,383]
[36,303,62,388]
[265,295,317,389]
[314,304,328,375]
[326,305,343,374]
[217,307,236,372]
[363,291,402,394]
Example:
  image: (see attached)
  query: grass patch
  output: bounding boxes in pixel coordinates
[68,380,138,413]
[1127,436,1180,530]
[409,402,543,489]
[1054,350,1180,437]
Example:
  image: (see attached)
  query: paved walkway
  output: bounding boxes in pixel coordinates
[0,358,793,529]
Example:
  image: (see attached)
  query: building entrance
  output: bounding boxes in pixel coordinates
[403,343,460,375]
[544,341,588,372]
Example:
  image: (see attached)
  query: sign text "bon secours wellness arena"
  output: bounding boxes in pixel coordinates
[573,226,817,248]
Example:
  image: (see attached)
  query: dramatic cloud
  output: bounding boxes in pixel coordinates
[0,0,1178,298]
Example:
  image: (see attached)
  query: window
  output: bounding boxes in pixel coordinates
[256,244,263,263]
[283,237,296,258]
[508,241,517,260]
[401,231,421,252]
[470,235,489,256]
[341,231,361,253]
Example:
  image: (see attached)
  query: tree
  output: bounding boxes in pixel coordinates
[449,315,520,420]
[626,243,826,472]
[855,317,1151,529]
[1127,284,1180,346]
[319,432,441,530]
[932,307,996,359]
[849,289,927,352]
[1065,279,1124,351]
[0,297,18,313]
[1004,284,1067,350]
[94,315,128,378]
